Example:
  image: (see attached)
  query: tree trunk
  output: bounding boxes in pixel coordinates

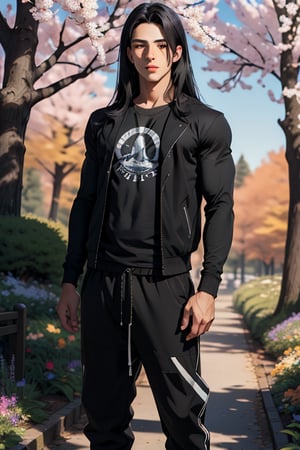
[275,92,300,312]
[0,132,25,215]
[273,0,300,313]
[48,164,64,222]
[276,137,300,312]
[0,2,38,215]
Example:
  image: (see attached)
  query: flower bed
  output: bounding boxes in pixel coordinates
[265,319,300,432]
[233,277,300,448]
[0,274,82,449]
[24,320,81,401]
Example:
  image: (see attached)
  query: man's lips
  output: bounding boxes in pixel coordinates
[146,65,159,71]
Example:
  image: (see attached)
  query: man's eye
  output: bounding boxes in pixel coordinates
[158,43,168,49]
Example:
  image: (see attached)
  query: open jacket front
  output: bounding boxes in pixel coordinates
[63,95,235,298]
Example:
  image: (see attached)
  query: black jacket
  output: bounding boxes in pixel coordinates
[63,95,235,297]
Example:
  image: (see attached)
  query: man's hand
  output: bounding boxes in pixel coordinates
[181,291,215,340]
[56,283,80,333]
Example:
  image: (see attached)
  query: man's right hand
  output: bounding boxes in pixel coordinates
[56,283,80,333]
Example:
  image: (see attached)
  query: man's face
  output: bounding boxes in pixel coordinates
[127,22,181,85]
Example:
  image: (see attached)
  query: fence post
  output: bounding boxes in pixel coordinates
[13,303,27,382]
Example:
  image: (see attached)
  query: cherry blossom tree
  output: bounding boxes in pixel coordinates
[0,0,299,310]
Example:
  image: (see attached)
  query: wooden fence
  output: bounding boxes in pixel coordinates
[0,303,27,382]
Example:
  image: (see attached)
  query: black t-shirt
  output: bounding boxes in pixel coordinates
[100,104,171,268]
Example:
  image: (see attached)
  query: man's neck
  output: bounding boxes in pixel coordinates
[135,80,174,109]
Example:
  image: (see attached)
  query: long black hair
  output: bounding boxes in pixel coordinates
[109,2,201,116]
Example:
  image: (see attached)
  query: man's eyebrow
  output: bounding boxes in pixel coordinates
[131,38,167,43]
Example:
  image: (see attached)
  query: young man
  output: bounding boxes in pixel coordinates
[57,3,235,449]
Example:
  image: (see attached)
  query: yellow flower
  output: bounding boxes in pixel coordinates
[47,324,61,334]
[57,338,66,348]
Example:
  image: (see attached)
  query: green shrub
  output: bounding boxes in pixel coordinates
[233,276,281,340]
[0,216,66,285]
[280,422,300,449]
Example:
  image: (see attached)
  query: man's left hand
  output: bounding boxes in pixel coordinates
[181,291,215,340]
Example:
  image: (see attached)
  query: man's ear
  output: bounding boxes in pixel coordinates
[172,45,182,63]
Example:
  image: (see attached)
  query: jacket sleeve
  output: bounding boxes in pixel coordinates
[62,112,100,286]
[197,113,235,297]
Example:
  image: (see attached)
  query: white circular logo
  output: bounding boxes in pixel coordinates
[114,127,160,182]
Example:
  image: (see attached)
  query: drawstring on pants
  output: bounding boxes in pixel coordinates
[120,268,133,376]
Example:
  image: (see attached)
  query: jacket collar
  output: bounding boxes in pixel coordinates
[160,109,188,160]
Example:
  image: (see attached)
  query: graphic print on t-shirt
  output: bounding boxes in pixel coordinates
[114,126,160,182]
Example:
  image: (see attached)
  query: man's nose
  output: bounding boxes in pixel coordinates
[144,44,155,60]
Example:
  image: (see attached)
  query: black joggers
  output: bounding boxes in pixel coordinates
[80,269,210,450]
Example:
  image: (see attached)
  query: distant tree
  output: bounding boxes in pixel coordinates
[233,148,288,278]
[26,116,82,221]
[25,70,113,221]
[21,167,44,216]
[235,155,251,188]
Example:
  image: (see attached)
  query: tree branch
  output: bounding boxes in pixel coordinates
[36,158,54,177]
[34,24,89,81]
[31,45,118,105]
[34,0,123,83]
[63,164,78,177]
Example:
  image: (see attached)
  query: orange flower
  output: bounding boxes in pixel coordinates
[284,389,295,399]
[283,386,300,405]
[57,338,66,348]
[68,335,76,342]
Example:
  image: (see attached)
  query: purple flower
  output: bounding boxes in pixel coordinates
[67,360,81,370]
[267,312,300,342]
[16,378,26,387]
[0,394,21,425]
[10,413,20,426]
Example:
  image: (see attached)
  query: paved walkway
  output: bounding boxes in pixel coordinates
[47,294,275,450]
